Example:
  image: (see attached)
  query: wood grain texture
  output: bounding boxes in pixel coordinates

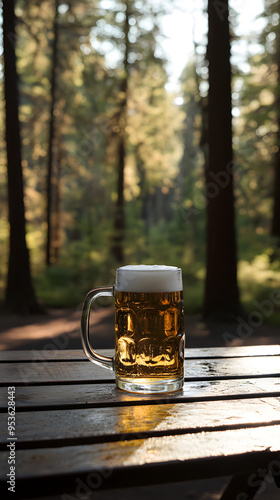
[1,355,280,385]
[1,345,280,362]
[0,425,279,481]
[0,347,279,498]
[0,398,279,449]
[1,377,280,411]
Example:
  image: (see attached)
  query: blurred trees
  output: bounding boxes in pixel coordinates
[234,0,280,258]
[0,0,280,315]
[46,2,59,266]
[91,0,171,263]
[265,0,280,246]
[178,61,204,262]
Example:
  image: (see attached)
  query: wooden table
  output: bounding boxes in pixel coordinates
[1,346,280,499]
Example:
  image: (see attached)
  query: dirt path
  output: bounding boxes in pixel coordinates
[0,307,279,350]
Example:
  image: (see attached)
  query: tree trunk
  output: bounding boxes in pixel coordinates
[52,158,62,264]
[3,0,42,314]
[203,0,241,320]
[111,137,126,263]
[46,6,59,266]
[271,6,280,243]
[111,4,130,264]
[271,139,280,239]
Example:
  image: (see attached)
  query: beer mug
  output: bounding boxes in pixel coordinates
[81,265,185,393]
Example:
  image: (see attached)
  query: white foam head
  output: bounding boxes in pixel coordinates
[116,265,183,292]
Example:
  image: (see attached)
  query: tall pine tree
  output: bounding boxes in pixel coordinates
[203,0,241,319]
[3,0,42,314]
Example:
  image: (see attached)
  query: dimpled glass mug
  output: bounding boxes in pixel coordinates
[81,265,185,393]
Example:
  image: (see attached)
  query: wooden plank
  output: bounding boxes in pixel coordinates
[187,345,280,358]
[0,377,280,411]
[0,398,279,448]
[0,425,279,483]
[1,355,280,385]
[0,349,97,362]
[1,345,280,362]
[0,360,114,385]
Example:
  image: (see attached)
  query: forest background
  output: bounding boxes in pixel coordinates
[1,0,280,326]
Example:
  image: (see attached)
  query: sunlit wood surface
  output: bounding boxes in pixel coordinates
[0,347,279,499]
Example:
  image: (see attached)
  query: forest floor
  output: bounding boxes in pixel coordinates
[0,307,279,500]
[0,305,279,351]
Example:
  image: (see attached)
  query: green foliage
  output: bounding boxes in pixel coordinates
[34,266,83,308]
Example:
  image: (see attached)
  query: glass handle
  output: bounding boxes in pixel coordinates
[81,286,114,371]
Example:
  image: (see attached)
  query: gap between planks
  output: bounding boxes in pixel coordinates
[1,355,280,386]
[0,379,280,412]
[1,345,280,362]
[1,397,280,450]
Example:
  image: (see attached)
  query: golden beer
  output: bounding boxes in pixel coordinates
[115,291,185,384]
